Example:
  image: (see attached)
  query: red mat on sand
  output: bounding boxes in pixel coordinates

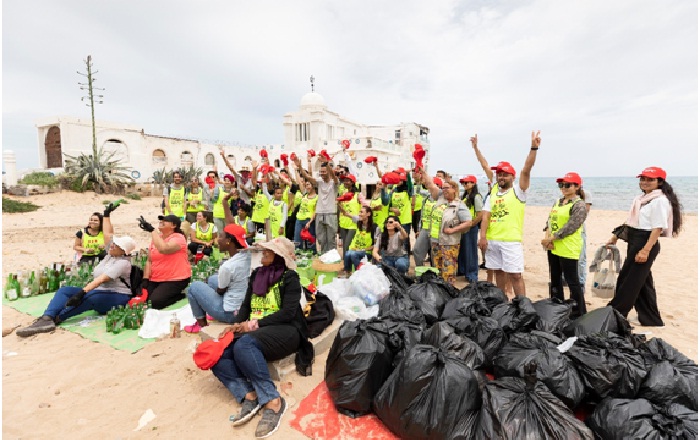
[289,381,398,440]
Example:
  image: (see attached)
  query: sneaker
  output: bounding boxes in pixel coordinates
[255,398,287,438]
[230,398,261,427]
[16,316,56,338]
[184,323,203,334]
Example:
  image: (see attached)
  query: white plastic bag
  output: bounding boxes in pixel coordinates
[318,278,351,306]
[335,297,367,321]
[138,305,195,339]
[319,248,342,264]
[348,262,391,306]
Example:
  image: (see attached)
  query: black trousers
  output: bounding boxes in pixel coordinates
[412,210,422,234]
[608,228,664,326]
[187,242,213,256]
[548,251,586,318]
[146,278,191,310]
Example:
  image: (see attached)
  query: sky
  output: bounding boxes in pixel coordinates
[2,0,698,177]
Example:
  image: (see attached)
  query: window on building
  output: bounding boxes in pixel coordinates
[295,123,311,142]
[395,129,401,140]
[152,149,167,166]
[204,153,215,166]
[181,150,193,162]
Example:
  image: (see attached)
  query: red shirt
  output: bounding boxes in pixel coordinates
[149,233,192,282]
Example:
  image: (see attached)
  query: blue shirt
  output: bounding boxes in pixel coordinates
[218,251,252,312]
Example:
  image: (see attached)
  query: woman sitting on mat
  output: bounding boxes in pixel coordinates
[17,232,136,337]
[185,223,251,332]
[210,237,313,438]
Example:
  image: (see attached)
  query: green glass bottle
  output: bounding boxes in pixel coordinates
[5,274,18,301]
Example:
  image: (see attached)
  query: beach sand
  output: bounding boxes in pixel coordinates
[2,191,697,439]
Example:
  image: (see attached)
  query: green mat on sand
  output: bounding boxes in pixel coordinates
[3,294,189,353]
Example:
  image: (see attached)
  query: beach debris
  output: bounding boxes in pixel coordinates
[134,409,156,431]
[4,351,18,357]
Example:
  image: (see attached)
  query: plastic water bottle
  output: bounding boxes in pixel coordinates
[363,292,378,306]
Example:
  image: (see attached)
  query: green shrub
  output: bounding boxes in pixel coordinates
[2,197,40,213]
[126,193,142,200]
[19,172,58,188]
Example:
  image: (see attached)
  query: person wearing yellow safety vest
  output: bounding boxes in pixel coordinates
[337,174,365,263]
[185,178,209,224]
[74,203,117,264]
[294,181,318,251]
[457,175,483,284]
[413,172,443,268]
[211,174,236,232]
[163,171,186,220]
[540,172,588,318]
[473,131,540,297]
[188,211,219,259]
[388,177,413,254]
[262,184,289,240]
[234,204,256,246]
[411,170,425,238]
[212,237,313,437]
[421,176,472,284]
[341,206,377,274]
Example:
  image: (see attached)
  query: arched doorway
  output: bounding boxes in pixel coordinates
[45,126,62,168]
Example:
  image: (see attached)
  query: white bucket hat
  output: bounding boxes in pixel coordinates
[257,237,297,270]
[112,236,137,256]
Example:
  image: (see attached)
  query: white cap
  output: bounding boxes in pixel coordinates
[112,236,137,255]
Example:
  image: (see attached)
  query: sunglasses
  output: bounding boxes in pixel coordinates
[558,182,576,189]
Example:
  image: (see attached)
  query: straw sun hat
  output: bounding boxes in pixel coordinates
[257,237,297,270]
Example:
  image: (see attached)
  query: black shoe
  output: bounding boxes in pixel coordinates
[230,398,261,426]
[255,398,287,438]
[16,316,56,337]
[479,263,487,270]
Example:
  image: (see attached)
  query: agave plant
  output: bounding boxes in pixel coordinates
[63,146,134,191]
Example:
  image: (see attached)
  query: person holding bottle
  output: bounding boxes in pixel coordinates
[74,210,113,264]
[17,204,136,337]
[188,211,218,259]
[540,172,588,318]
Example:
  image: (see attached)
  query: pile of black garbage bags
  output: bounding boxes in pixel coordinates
[324,267,698,440]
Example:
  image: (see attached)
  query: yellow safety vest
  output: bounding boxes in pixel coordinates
[269,201,285,238]
[283,187,290,208]
[486,186,525,242]
[252,189,270,223]
[212,188,229,219]
[234,216,250,234]
[339,193,360,230]
[414,190,424,213]
[349,227,374,253]
[391,191,412,225]
[464,193,482,222]
[186,189,206,213]
[293,191,303,209]
[370,195,389,231]
[250,278,282,320]
[297,194,318,221]
[430,203,448,240]
[166,186,186,218]
[195,222,215,242]
[548,199,584,259]
[422,198,436,230]
[82,230,104,255]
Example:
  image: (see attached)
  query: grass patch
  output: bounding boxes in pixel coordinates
[19,172,58,188]
[2,197,40,213]
[125,193,142,200]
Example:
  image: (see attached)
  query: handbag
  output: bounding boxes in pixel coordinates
[590,245,622,299]
[612,224,630,242]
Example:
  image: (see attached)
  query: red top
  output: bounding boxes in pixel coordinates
[149,233,191,282]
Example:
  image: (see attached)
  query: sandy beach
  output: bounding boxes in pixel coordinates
[2,191,697,439]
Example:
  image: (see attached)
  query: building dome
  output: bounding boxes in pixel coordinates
[300,92,326,108]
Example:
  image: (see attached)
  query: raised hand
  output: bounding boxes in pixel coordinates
[137,216,155,233]
[470,134,478,149]
[531,130,541,149]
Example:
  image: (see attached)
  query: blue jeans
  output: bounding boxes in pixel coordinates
[186,280,238,323]
[459,226,479,283]
[344,250,369,272]
[383,254,409,275]
[294,218,316,252]
[44,286,130,322]
[211,335,280,406]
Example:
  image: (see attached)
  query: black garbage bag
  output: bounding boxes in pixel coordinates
[441,296,491,320]
[441,310,505,364]
[324,319,395,417]
[407,274,454,324]
[384,318,425,368]
[458,281,508,310]
[378,289,426,326]
[422,321,487,369]
[490,296,540,336]
[373,344,482,440]
[638,337,698,410]
[564,306,632,338]
[417,270,460,298]
[477,361,594,440]
[566,332,646,401]
[493,331,585,408]
[532,298,572,335]
[380,262,412,293]
[587,398,698,440]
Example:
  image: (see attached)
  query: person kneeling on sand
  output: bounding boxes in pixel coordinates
[17,233,137,337]
[184,224,251,333]
[211,237,313,438]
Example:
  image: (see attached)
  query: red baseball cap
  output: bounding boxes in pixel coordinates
[344,174,357,184]
[636,166,666,180]
[556,172,582,186]
[382,172,401,185]
[193,332,234,370]
[491,161,516,177]
[223,223,249,249]
[432,177,443,187]
[459,175,477,184]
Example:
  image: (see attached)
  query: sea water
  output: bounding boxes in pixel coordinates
[483,176,698,212]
